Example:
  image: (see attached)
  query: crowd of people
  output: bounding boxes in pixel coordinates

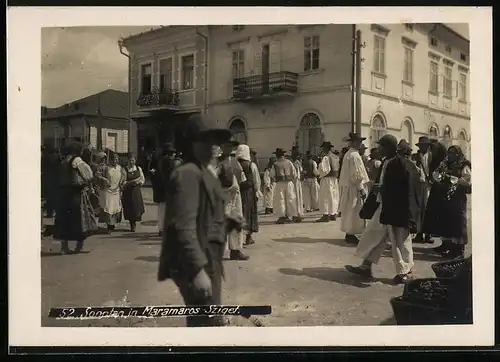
[41,114,471,327]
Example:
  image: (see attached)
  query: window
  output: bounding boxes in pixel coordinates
[140,64,152,94]
[373,35,386,74]
[459,73,467,101]
[232,50,245,79]
[443,65,452,97]
[401,119,413,146]
[304,35,320,71]
[404,23,414,31]
[403,47,414,83]
[429,125,438,138]
[159,58,173,92]
[430,37,438,47]
[371,115,387,144]
[297,113,323,156]
[232,25,244,31]
[460,53,467,61]
[229,119,247,144]
[445,44,452,53]
[181,54,194,90]
[429,61,438,93]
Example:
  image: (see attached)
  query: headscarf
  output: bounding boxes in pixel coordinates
[235,144,251,162]
[445,145,469,169]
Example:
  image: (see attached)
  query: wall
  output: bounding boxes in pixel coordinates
[357,23,470,154]
[126,27,205,116]
[208,24,353,103]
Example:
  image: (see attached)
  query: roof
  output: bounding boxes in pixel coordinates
[440,23,469,43]
[42,89,129,120]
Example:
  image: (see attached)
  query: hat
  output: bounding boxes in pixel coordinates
[397,139,411,151]
[162,142,176,154]
[415,136,431,146]
[321,141,334,149]
[250,148,257,155]
[346,132,366,142]
[182,114,231,144]
[96,151,107,159]
[274,148,286,157]
[376,134,398,149]
[235,144,251,161]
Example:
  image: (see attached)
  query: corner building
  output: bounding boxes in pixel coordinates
[122,23,470,162]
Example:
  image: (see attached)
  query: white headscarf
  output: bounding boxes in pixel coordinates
[235,144,251,162]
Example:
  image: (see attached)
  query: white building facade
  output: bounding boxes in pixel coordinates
[122,23,470,161]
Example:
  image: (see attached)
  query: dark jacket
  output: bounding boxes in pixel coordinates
[158,162,227,282]
[218,157,235,189]
[379,155,420,231]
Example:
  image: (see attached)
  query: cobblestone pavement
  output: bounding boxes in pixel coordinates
[41,187,472,327]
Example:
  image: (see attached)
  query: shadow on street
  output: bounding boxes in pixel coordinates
[278,267,394,288]
[273,237,355,248]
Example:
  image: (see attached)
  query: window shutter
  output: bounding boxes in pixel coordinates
[269,40,282,73]
[254,50,262,75]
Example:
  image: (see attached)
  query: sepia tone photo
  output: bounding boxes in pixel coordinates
[40,22,473,328]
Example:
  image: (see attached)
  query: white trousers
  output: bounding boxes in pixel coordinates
[356,207,414,275]
[227,230,244,251]
[273,181,297,218]
[302,178,319,211]
[294,180,304,217]
[157,202,166,232]
[319,177,339,215]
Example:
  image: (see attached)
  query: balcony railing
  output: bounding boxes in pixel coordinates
[233,71,299,100]
[136,88,180,108]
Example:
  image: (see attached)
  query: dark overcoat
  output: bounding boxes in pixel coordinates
[158,162,227,282]
[379,155,420,230]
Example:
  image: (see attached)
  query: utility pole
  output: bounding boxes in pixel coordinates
[350,25,356,133]
[355,29,363,134]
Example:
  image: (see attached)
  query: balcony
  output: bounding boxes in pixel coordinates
[136,88,180,110]
[233,71,299,101]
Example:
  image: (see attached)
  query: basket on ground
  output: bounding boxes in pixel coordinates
[390,297,466,325]
[402,278,454,308]
[431,256,472,279]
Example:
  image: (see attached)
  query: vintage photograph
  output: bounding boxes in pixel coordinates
[38,22,474,329]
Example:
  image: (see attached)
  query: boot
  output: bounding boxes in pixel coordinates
[412,233,424,243]
[329,214,337,221]
[230,250,250,261]
[244,234,255,246]
[61,240,71,254]
[345,264,373,278]
[292,216,303,223]
[107,225,113,234]
[130,221,136,232]
[345,234,360,245]
[74,240,84,253]
[316,214,330,223]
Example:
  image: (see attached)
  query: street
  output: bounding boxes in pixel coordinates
[41,187,472,327]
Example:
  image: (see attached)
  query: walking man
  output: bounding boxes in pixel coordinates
[291,146,304,222]
[269,148,298,224]
[316,141,340,222]
[302,151,320,213]
[345,135,419,284]
[338,132,370,244]
[158,114,231,327]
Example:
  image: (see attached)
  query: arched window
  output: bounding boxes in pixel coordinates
[371,114,387,146]
[442,125,453,149]
[458,130,469,159]
[401,119,413,149]
[228,118,247,144]
[296,112,324,156]
[429,124,439,139]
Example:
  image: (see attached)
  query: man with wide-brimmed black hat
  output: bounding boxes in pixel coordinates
[316,141,340,222]
[338,132,370,244]
[269,147,299,224]
[157,114,233,327]
[302,150,320,213]
[346,134,419,284]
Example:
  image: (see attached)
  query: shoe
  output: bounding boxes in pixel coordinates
[244,236,255,246]
[316,215,330,223]
[345,265,373,278]
[276,217,286,224]
[292,216,303,223]
[74,241,84,254]
[329,214,337,221]
[230,250,250,260]
[393,274,411,285]
[345,234,359,245]
[61,241,71,254]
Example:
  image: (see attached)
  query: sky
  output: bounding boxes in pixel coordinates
[41,24,469,108]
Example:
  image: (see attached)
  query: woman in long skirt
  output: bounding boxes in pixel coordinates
[262,156,276,214]
[53,142,98,254]
[121,153,146,232]
[423,145,471,259]
[96,152,125,233]
[235,144,261,245]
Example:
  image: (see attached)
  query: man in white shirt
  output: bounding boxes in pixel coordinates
[316,141,340,222]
